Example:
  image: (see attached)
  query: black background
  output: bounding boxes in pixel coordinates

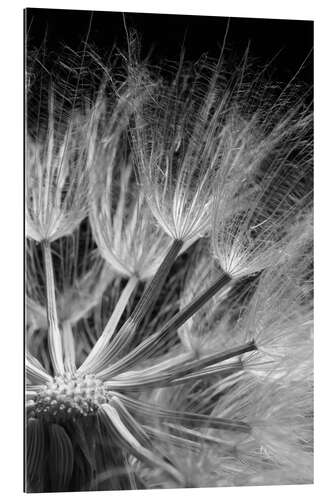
[25,8,313,84]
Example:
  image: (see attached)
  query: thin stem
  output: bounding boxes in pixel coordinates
[79,274,138,373]
[87,238,183,374]
[170,362,243,385]
[97,271,232,379]
[132,239,183,322]
[42,239,64,375]
[170,343,253,380]
[105,344,252,390]
[113,393,251,433]
[158,272,233,337]
[62,320,76,374]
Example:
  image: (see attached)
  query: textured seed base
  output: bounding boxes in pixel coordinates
[31,373,108,422]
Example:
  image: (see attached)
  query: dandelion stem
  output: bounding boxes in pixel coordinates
[130,238,183,324]
[158,272,233,340]
[172,344,252,380]
[42,240,64,375]
[169,362,243,385]
[112,393,251,433]
[106,345,252,389]
[61,320,76,374]
[98,272,233,378]
[84,239,183,374]
[79,274,138,373]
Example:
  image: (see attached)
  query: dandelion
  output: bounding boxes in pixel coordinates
[83,95,180,373]
[212,104,313,280]
[25,92,97,244]
[26,266,259,492]
[211,373,313,485]
[220,210,313,381]
[25,31,313,492]
[131,55,237,245]
[25,53,104,372]
[26,224,113,370]
[90,160,172,282]
[143,213,312,486]
[146,357,313,487]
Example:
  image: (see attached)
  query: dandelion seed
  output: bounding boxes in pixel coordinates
[131,56,239,244]
[212,106,313,279]
[26,92,97,243]
[90,139,172,282]
[223,214,313,381]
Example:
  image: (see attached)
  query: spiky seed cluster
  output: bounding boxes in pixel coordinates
[31,374,107,422]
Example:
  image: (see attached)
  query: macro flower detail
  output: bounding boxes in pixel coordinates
[25,18,313,493]
[26,96,97,244]
[31,374,107,422]
[131,57,231,245]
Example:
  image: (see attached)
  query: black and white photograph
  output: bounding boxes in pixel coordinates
[24,5,314,494]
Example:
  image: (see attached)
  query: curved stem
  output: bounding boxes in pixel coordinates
[79,274,138,373]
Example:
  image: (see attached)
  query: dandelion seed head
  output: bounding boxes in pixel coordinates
[30,373,108,423]
[131,57,245,243]
[25,32,313,492]
[212,94,313,279]
[239,225,312,360]
[88,85,175,281]
[26,98,97,243]
[90,166,171,281]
